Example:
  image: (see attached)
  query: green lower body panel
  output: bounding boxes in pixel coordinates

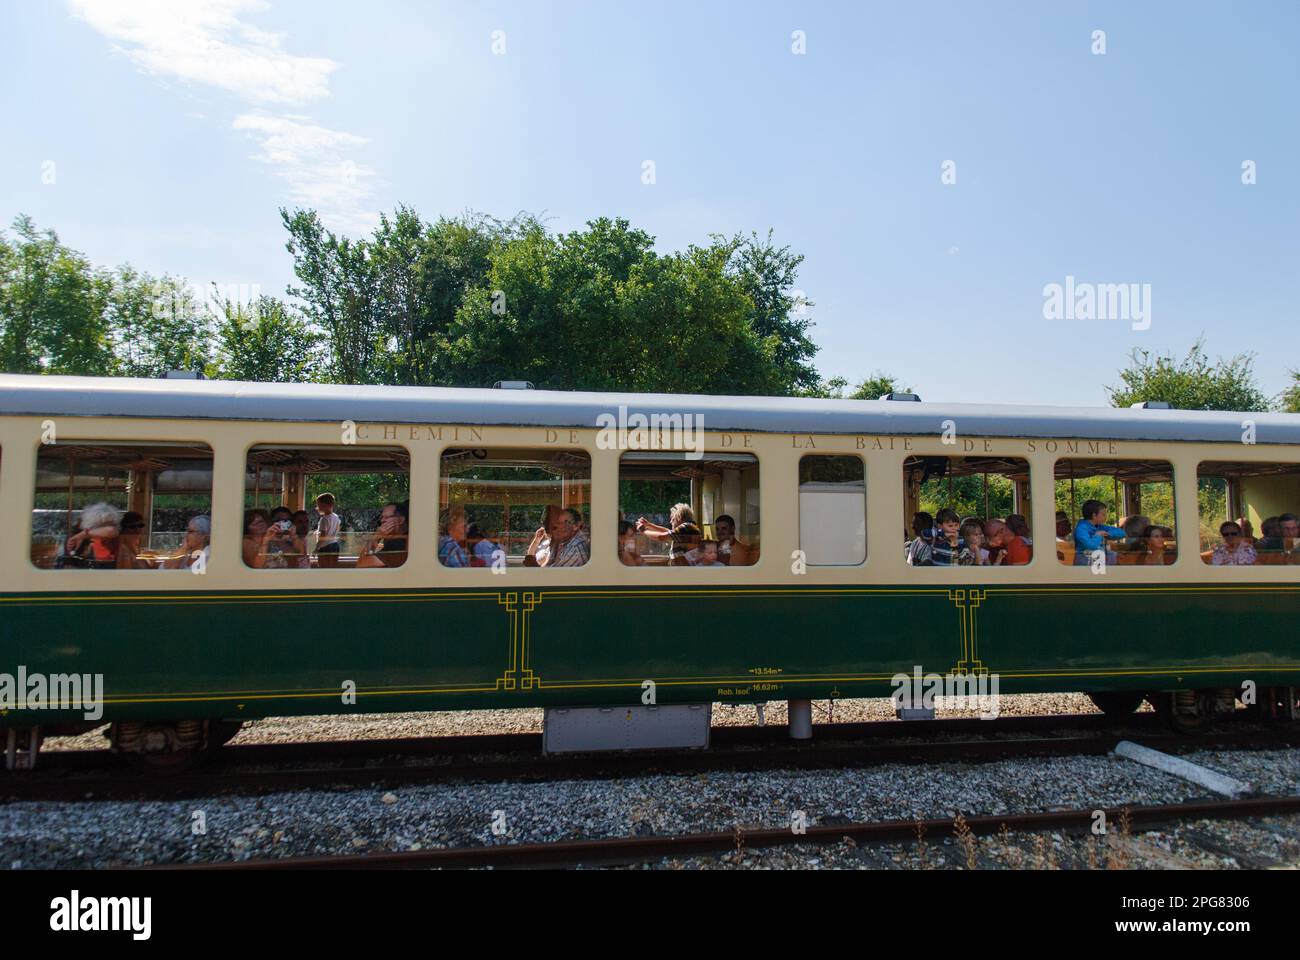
[0,583,1297,724]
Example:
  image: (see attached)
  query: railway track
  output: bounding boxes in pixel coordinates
[156,795,1300,870]
[7,713,1298,803]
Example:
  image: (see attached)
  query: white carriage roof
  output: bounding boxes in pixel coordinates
[1,374,1298,446]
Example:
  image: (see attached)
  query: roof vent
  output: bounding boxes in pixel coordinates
[879,392,921,402]
[163,370,206,380]
[1130,400,1171,410]
[493,380,534,390]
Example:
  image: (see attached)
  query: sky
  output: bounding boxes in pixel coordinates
[2,0,1297,406]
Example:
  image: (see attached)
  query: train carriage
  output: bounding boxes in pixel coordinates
[1,373,1298,767]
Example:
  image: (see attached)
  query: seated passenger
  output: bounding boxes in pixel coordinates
[714,514,753,566]
[905,511,935,566]
[262,506,305,569]
[1136,525,1175,565]
[1055,511,1071,538]
[1235,518,1256,545]
[985,518,1032,565]
[959,520,989,565]
[930,508,969,566]
[63,502,122,568]
[687,539,725,566]
[1211,521,1257,566]
[1118,515,1151,554]
[163,515,210,570]
[243,509,270,568]
[1282,514,1299,553]
[1073,499,1125,565]
[528,507,588,567]
[1256,516,1283,553]
[117,511,152,569]
[358,502,408,568]
[617,520,644,566]
[438,506,470,567]
[1006,514,1032,545]
[292,510,313,568]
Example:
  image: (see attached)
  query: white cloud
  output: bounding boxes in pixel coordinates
[70,0,378,234]
[234,114,378,232]
[68,0,336,105]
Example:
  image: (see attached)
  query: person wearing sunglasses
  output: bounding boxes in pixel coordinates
[164,515,211,570]
[1210,521,1257,566]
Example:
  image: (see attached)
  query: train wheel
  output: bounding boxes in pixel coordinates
[113,720,204,772]
[1159,690,1215,735]
[1087,692,1145,718]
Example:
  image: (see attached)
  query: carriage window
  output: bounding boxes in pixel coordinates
[1055,458,1177,567]
[32,441,214,571]
[800,455,866,565]
[439,448,590,568]
[245,444,409,570]
[618,452,760,567]
[1197,461,1300,566]
[903,455,1032,566]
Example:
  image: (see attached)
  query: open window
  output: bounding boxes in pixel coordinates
[1055,458,1177,567]
[1197,460,1300,566]
[903,454,1032,566]
[618,452,760,567]
[32,441,214,571]
[439,448,590,568]
[245,444,409,569]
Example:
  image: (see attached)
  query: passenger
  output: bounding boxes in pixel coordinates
[242,509,270,568]
[1119,515,1152,554]
[1282,514,1300,552]
[1211,521,1257,566]
[1256,516,1283,553]
[163,515,210,570]
[929,508,969,566]
[959,520,989,565]
[714,514,753,566]
[1136,524,1175,565]
[529,506,562,567]
[688,539,725,566]
[905,511,935,566]
[117,511,152,569]
[475,525,504,567]
[315,493,341,568]
[637,503,700,561]
[438,506,470,567]
[527,507,588,567]
[63,502,122,568]
[358,501,408,568]
[1235,518,1256,545]
[617,520,644,566]
[262,506,304,569]
[291,510,313,568]
[986,518,1032,566]
[1055,511,1071,538]
[1006,514,1033,545]
[1072,499,1125,565]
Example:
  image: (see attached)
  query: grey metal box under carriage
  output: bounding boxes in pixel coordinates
[543,704,712,753]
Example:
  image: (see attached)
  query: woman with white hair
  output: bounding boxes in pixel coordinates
[164,515,211,570]
[62,502,122,569]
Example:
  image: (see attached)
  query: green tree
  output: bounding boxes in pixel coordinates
[0,215,112,374]
[1106,340,1269,411]
[210,296,321,382]
[107,267,210,378]
[1281,371,1300,413]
